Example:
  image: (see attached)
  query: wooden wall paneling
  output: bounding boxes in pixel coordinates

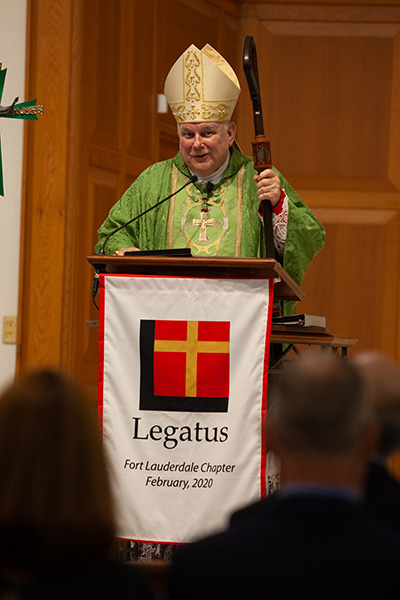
[237,8,400,179]
[64,1,101,389]
[380,210,400,356]
[300,207,400,355]
[237,4,400,362]
[92,4,122,150]
[389,31,400,189]
[86,0,125,174]
[156,128,180,163]
[125,0,157,165]
[69,1,137,397]
[393,34,400,361]
[157,0,220,72]
[72,166,120,399]
[235,17,272,155]
[216,3,241,69]
[239,3,400,23]
[244,20,395,182]
[18,0,77,372]
[60,1,84,373]
[153,0,176,162]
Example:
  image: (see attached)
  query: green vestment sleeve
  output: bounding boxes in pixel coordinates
[275,172,325,316]
[95,159,178,256]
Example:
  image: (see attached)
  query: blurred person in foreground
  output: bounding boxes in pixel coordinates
[353,350,400,530]
[170,352,400,600]
[0,369,153,600]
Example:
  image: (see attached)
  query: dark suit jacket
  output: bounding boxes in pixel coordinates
[0,558,154,600]
[171,492,400,600]
[365,458,400,531]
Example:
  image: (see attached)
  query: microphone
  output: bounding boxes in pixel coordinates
[91,174,198,307]
[98,174,198,255]
[205,181,214,195]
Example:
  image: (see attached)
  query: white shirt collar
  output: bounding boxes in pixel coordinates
[189,152,230,185]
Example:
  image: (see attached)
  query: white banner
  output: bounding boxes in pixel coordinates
[99,274,273,544]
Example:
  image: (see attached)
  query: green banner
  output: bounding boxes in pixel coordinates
[0,65,43,196]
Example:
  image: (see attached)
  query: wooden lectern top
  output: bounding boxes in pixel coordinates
[87,255,305,302]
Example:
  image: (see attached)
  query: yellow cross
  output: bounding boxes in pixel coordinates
[154,321,229,397]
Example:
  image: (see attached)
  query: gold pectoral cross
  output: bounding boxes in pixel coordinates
[189,209,221,243]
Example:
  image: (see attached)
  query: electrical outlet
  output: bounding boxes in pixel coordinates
[3,316,17,344]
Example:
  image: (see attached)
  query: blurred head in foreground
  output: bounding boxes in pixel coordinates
[0,369,115,569]
[352,350,400,459]
[267,351,376,491]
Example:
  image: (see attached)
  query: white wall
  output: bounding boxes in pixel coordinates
[0,0,27,392]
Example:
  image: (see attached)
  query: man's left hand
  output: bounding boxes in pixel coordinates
[254,169,281,207]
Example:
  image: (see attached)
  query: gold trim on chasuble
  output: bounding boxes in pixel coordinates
[235,166,244,257]
[167,164,245,257]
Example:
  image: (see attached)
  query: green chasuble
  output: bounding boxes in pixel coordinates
[95,147,325,315]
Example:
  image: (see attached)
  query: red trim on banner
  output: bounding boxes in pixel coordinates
[118,536,185,546]
[260,280,275,498]
[98,274,106,437]
[100,273,267,282]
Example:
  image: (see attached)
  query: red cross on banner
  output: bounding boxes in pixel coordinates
[154,320,230,398]
[139,319,230,412]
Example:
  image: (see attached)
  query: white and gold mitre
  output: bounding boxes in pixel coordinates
[164,44,241,123]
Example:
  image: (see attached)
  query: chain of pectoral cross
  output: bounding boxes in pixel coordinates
[190,181,222,242]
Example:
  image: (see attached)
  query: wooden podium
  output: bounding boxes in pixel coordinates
[87,253,355,545]
[87,255,305,303]
[88,253,284,544]
[87,253,357,371]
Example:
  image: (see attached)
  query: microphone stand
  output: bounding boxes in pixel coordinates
[98,174,198,255]
[91,174,198,306]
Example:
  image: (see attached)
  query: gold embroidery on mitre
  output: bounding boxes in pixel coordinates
[164,44,240,124]
[201,103,230,121]
[171,103,202,123]
[184,48,201,102]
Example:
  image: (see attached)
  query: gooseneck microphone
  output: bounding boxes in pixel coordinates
[98,174,198,256]
[92,174,198,307]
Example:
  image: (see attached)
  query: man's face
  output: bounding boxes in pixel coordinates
[178,122,236,177]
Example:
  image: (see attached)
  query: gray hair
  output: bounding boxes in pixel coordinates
[177,121,231,135]
[271,352,372,455]
[352,351,400,457]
